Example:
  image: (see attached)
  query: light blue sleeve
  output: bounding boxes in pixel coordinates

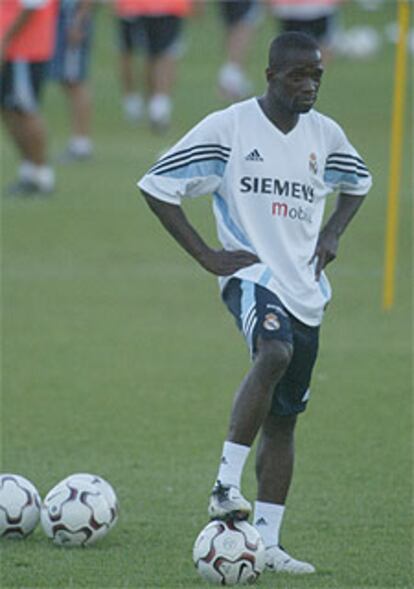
[323,120,373,195]
[138,110,232,204]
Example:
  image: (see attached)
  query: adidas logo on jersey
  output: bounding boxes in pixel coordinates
[245,149,263,162]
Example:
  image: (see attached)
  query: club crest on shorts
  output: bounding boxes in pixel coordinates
[263,313,280,331]
[309,152,318,174]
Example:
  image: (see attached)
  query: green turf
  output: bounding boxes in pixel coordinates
[0,2,412,588]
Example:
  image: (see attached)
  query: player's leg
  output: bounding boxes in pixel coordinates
[146,49,176,96]
[227,339,293,446]
[1,61,54,195]
[256,413,297,505]
[2,108,47,165]
[145,15,184,132]
[117,17,144,122]
[208,338,292,521]
[217,0,260,100]
[208,279,294,520]
[253,318,320,574]
[60,80,93,160]
[52,8,94,162]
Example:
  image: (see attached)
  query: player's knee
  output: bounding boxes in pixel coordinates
[256,338,293,376]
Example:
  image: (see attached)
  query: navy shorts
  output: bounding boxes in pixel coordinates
[48,5,93,82]
[222,278,320,416]
[0,61,47,112]
[117,16,183,56]
[219,0,259,26]
[279,14,337,44]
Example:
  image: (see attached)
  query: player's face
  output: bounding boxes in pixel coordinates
[266,49,323,113]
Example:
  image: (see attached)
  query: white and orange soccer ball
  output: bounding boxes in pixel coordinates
[193,519,265,586]
[41,473,118,547]
[0,474,41,539]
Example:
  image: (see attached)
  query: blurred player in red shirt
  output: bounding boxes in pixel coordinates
[217,0,261,102]
[114,0,192,132]
[270,0,343,62]
[0,0,57,195]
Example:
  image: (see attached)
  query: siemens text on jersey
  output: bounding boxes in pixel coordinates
[240,175,315,203]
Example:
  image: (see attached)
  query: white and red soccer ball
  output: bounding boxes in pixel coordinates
[0,474,41,538]
[0,472,119,546]
[193,519,265,586]
[41,473,119,546]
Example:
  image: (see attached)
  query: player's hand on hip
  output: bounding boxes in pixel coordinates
[200,248,260,276]
[309,229,339,281]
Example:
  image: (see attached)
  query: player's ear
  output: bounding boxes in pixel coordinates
[265,67,276,82]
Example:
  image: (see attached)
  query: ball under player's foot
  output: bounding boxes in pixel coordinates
[265,545,316,574]
[208,481,252,521]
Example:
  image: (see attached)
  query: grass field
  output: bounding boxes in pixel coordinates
[0,2,412,588]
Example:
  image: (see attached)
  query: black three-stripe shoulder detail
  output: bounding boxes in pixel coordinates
[326,152,368,166]
[153,154,229,176]
[324,165,371,178]
[149,143,231,174]
[326,158,368,171]
[152,151,230,175]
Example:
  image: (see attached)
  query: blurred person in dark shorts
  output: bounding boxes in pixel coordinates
[0,0,57,195]
[113,0,192,132]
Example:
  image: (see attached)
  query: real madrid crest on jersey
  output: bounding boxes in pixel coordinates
[309,152,318,175]
[263,313,280,331]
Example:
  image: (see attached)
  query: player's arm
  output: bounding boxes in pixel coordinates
[142,191,259,276]
[310,192,367,281]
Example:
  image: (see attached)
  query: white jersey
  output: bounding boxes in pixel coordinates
[138,98,372,326]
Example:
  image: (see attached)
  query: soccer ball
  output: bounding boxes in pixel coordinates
[41,475,117,547]
[61,473,119,528]
[193,519,265,586]
[0,474,41,538]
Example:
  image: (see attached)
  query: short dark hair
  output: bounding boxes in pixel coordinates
[268,32,320,69]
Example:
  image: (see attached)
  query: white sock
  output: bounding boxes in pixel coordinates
[123,93,144,121]
[253,501,285,548]
[32,165,55,191]
[18,160,35,181]
[218,62,252,99]
[148,93,171,126]
[69,136,93,156]
[215,441,250,488]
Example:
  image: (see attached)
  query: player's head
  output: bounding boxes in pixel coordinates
[265,32,323,113]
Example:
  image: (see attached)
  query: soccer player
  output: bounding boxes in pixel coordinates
[113,0,192,131]
[217,0,261,101]
[139,32,372,574]
[270,0,343,63]
[0,0,57,195]
[49,0,95,163]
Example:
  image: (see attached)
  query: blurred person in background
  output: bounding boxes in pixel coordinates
[333,0,383,60]
[217,0,261,101]
[49,0,95,163]
[269,0,343,63]
[0,0,57,195]
[113,0,192,132]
